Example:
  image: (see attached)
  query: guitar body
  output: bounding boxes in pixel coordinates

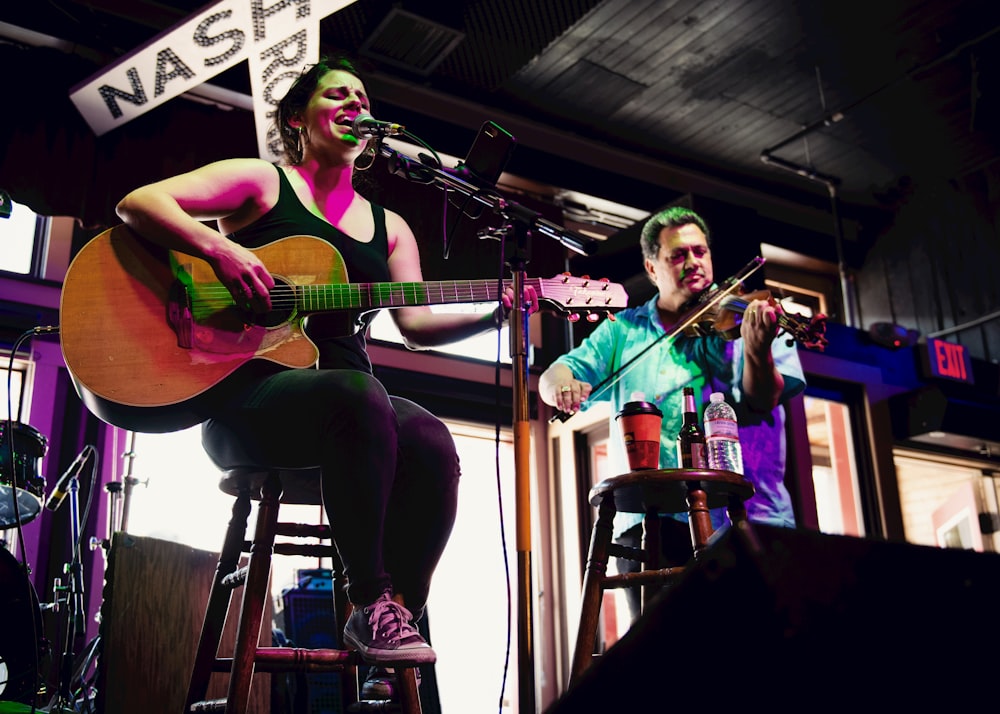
[60,225,629,433]
[60,226,346,432]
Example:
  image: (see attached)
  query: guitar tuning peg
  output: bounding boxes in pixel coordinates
[567,313,581,322]
[606,312,616,322]
[586,312,600,323]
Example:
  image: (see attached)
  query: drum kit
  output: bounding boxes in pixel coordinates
[1,420,146,713]
[0,420,49,708]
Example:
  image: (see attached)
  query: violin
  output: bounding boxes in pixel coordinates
[682,288,828,351]
[547,257,827,424]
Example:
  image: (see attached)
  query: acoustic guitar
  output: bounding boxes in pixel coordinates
[59,225,627,433]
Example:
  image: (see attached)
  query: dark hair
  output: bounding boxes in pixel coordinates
[639,206,711,260]
[274,55,376,165]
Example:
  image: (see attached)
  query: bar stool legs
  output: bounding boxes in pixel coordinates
[571,497,616,683]
[568,468,755,685]
[185,469,423,714]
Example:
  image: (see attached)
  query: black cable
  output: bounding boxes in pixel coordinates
[6,327,49,713]
[444,187,495,260]
[395,130,442,180]
[491,234,513,714]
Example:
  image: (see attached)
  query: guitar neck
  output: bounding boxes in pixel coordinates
[298,278,532,313]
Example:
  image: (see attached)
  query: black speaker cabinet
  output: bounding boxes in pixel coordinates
[548,523,1000,712]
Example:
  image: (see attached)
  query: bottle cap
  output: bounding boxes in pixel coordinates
[710,392,724,402]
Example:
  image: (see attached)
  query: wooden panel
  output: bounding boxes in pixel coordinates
[98,532,271,714]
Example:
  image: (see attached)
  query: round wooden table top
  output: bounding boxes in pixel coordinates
[589,468,755,513]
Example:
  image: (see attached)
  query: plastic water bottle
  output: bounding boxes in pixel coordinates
[703,392,743,474]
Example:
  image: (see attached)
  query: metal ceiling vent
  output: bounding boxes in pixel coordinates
[360,8,465,76]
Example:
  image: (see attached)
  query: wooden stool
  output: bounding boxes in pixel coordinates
[184,466,423,713]
[569,467,754,682]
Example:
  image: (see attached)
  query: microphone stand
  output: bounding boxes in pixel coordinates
[380,143,598,712]
[49,474,87,713]
[118,430,143,534]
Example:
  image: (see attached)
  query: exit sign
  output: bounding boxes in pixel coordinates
[922,338,974,384]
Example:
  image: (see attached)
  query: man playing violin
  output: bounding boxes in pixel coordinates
[538,205,806,620]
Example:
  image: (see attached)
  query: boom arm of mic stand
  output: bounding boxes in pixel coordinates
[379,144,600,256]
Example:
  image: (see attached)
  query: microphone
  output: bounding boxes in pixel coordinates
[45,446,92,512]
[351,114,405,140]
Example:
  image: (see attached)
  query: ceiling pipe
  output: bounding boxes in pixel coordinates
[759,150,857,328]
[759,23,1000,329]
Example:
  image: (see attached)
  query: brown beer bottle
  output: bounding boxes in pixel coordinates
[676,386,707,469]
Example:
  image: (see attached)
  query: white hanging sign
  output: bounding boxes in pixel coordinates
[68,0,355,161]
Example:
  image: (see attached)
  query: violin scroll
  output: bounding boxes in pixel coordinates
[715,290,828,351]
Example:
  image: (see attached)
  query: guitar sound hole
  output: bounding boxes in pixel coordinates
[249,280,296,328]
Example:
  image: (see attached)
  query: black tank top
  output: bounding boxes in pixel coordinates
[228,166,391,373]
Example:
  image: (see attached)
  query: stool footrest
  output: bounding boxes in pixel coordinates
[189,699,226,712]
[349,701,404,712]
[220,565,248,588]
[274,542,336,557]
[602,567,685,589]
[276,522,331,538]
[607,543,645,562]
[238,540,335,558]
[256,646,357,671]
[212,648,358,673]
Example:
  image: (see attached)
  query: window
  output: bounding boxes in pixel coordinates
[760,243,840,323]
[894,449,999,552]
[1,361,29,422]
[369,304,520,364]
[0,195,47,277]
[125,419,521,712]
[806,394,864,536]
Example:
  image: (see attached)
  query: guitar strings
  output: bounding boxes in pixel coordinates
[184,277,614,310]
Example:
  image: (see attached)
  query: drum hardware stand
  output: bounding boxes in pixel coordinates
[89,431,146,555]
[117,431,146,535]
[44,471,90,713]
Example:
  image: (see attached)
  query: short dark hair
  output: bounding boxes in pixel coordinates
[274,55,370,164]
[639,206,711,260]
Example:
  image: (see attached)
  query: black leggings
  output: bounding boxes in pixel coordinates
[202,367,461,615]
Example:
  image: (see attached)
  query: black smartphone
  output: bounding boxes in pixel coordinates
[460,121,517,188]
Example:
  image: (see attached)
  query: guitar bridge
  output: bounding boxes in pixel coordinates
[167,281,193,349]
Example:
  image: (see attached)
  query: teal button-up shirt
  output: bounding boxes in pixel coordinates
[554,293,806,537]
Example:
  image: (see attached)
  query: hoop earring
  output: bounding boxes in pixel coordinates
[354,142,378,171]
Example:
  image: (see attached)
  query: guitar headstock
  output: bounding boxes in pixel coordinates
[536,274,628,322]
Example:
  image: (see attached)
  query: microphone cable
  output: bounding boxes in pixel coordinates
[491,234,513,714]
[6,325,57,713]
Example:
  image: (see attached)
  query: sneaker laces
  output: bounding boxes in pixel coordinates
[366,596,421,644]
